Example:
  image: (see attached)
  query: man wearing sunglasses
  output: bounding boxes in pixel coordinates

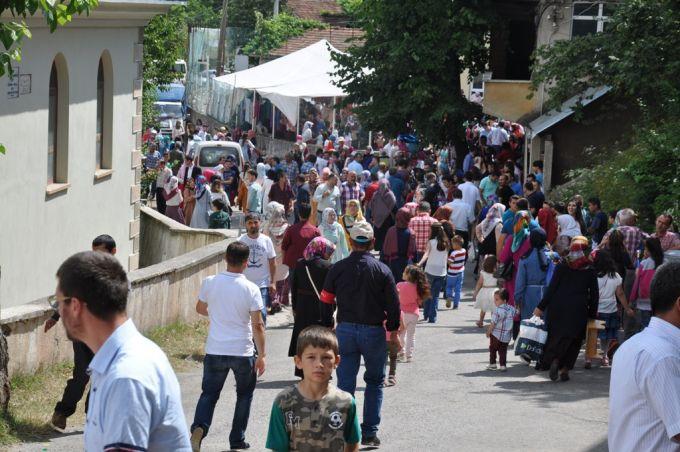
[45,234,116,432]
[54,250,190,451]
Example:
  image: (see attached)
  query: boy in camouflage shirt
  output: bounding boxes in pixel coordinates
[266,326,360,451]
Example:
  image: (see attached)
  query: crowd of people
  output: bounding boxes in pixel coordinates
[47,116,680,451]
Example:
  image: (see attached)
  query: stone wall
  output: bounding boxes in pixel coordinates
[139,205,238,267]
[0,239,231,377]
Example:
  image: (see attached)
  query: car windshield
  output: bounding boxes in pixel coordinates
[156,84,185,102]
[155,104,183,119]
[199,146,240,168]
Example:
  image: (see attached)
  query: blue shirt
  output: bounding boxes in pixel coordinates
[388,175,405,208]
[85,319,190,452]
[145,151,161,169]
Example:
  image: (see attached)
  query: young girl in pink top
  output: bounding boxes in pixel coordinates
[630,237,664,331]
[397,265,431,363]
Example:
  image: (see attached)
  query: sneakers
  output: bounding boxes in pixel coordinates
[499,366,507,372]
[361,436,381,447]
[445,299,452,308]
[49,411,67,432]
[190,427,204,452]
[486,364,498,370]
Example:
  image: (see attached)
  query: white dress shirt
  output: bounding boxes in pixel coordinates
[608,317,680,452]
[313,183,340,213]
[458,181,481,213]
[446,199,475,231]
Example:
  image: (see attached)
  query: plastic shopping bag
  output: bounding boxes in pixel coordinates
[514,316,547,362]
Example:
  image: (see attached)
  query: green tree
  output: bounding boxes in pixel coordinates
[242,12,326,60]
[331,0,493,155]
[531,0,680,120]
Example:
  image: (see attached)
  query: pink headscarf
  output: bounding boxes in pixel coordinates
[303,237,336,261]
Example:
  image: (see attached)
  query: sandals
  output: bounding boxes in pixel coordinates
[385,375,396,386]
[476,320,484,328]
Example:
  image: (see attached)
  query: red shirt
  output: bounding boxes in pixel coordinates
[281,221,321,268]
[408,213,437,253]
[364,182,379,204]
[537,207,558,245]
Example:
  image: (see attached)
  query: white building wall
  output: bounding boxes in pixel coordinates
[0,25,142,309]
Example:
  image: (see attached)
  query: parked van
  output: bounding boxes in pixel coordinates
[195,141,245,173]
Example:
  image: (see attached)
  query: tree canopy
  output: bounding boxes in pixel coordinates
[242,12,326,59]
[531,0,680,120]
[332,0,494,150]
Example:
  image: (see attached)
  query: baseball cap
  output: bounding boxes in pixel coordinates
[349,221,374,243]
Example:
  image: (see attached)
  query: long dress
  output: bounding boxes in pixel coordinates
[183,188,196,226]
[537,264,599,370]
[288,258,332,377]
[514,249,549,320]
[190,189,211,229]
[321,223,349,264]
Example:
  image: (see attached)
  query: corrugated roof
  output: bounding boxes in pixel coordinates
[286,0,344,22]
[529,86,611,136]
[268,27,363,57]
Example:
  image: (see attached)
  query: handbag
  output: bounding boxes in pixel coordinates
[494,261,514,281]
[514,316,547,361]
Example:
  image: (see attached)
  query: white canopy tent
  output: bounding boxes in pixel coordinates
[213,39,347,128]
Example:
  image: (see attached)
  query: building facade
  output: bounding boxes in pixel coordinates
[0,0,176,309]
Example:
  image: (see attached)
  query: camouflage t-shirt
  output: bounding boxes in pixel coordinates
[266,384,361,451]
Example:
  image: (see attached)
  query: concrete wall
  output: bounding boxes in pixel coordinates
[139,206,238,267]
[0,239,231,376]
[0,24,144,309]
[482,80,535,122]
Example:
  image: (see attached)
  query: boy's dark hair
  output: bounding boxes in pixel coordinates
[370,173,379,181]
[524,181,534,191]
[532,160,543,170]
[298,203,312,220]
[212,198,226,210]
[247,169,257,177]
[509,194,520,203]
[451,235,465,246]
[296,325,339,357]
[92,234,116,252]
[244,212,261,223]
[452,188,463,199]
[516,198,529,211]
[555,202,567,214]
[588,197,601,209]
[226,241,250,266]
[296,174,306,184]
[482,255,497,274]
[650,262,680,315]
[495,288,510,302]
[56,251,129,321]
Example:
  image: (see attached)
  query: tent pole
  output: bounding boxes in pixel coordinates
[251,91,256,130]
[271,102,275,139]
[296,98,300,136]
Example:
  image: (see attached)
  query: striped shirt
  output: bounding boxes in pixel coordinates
[608,317,680,452]
[447,249,467,275]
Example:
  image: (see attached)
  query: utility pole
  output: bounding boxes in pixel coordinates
[216,0,229,76]
[273,0,280,15]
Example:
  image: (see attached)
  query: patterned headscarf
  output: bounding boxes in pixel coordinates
[565,235,592,270]
[195,175,207,198]
[303,236,336,261]
[404,202,418,217]
[481,203,506,239]
[343,199,365,227]
[511,210,538,252]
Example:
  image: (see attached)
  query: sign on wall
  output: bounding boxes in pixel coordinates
[6,67,31,99]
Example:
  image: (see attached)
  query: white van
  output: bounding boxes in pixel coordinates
[173,59,187,83]
[194,141,245,173]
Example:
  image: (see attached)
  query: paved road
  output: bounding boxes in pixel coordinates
[13,272,610,452]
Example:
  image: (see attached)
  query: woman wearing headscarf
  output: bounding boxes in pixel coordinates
[340,199,365,245]
[499,210,539,339]
[190,175,211,229]
[515,228,551,323]
[264,201,290,310]
[381,207,417,282]
[359,170,372,191]
[288,238,335,378]
[163,176,185,224]
[476,203,506,258]
[368,179,397,252]
[320,207,350,264]
[534,236,599,381]
[182,177,196,226]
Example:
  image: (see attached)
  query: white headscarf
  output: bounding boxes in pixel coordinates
[480,203,506,238]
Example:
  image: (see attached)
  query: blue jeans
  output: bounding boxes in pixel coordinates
[192,354,256,445]
[424,274,446,322]
[335,323,386,438]
[445,272,464,308]
[259,287,269,324]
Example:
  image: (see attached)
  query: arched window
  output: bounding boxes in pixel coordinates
[96,51,113,172]
[48,63,58,184]
[47,53,69,188]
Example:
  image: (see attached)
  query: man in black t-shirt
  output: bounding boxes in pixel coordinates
[587,197,609,246]
[496,174,515,208]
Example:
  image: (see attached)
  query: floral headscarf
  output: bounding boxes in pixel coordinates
[481,203,506,238]
[164,176,179,195]
[303,236,336,261]
[511,210,538,252]
[565,235,592,270]
[195,175,207,198]
[264,201,288,239]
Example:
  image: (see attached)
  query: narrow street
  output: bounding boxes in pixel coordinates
[14,270,610,452]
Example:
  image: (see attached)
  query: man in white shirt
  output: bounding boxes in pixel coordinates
[458,171,482,216]
[239,213,277,318]
[446,188,475,254]
[315,149,328,173]
[190,241,266,451]
[609,261,680,452]
[488,121,509,153]
[313,173,341,220]
[155,159,172,215]
[55,251,190,451]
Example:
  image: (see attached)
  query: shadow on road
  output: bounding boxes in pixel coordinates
[255,379,299,390]
[449,348,489,355]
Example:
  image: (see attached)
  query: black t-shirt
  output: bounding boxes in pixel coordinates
[497,185,515,208]
[590,211,609,243]
[527,190,545,212]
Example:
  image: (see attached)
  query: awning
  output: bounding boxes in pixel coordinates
[529,86,611,136]
[213,39,347,125]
